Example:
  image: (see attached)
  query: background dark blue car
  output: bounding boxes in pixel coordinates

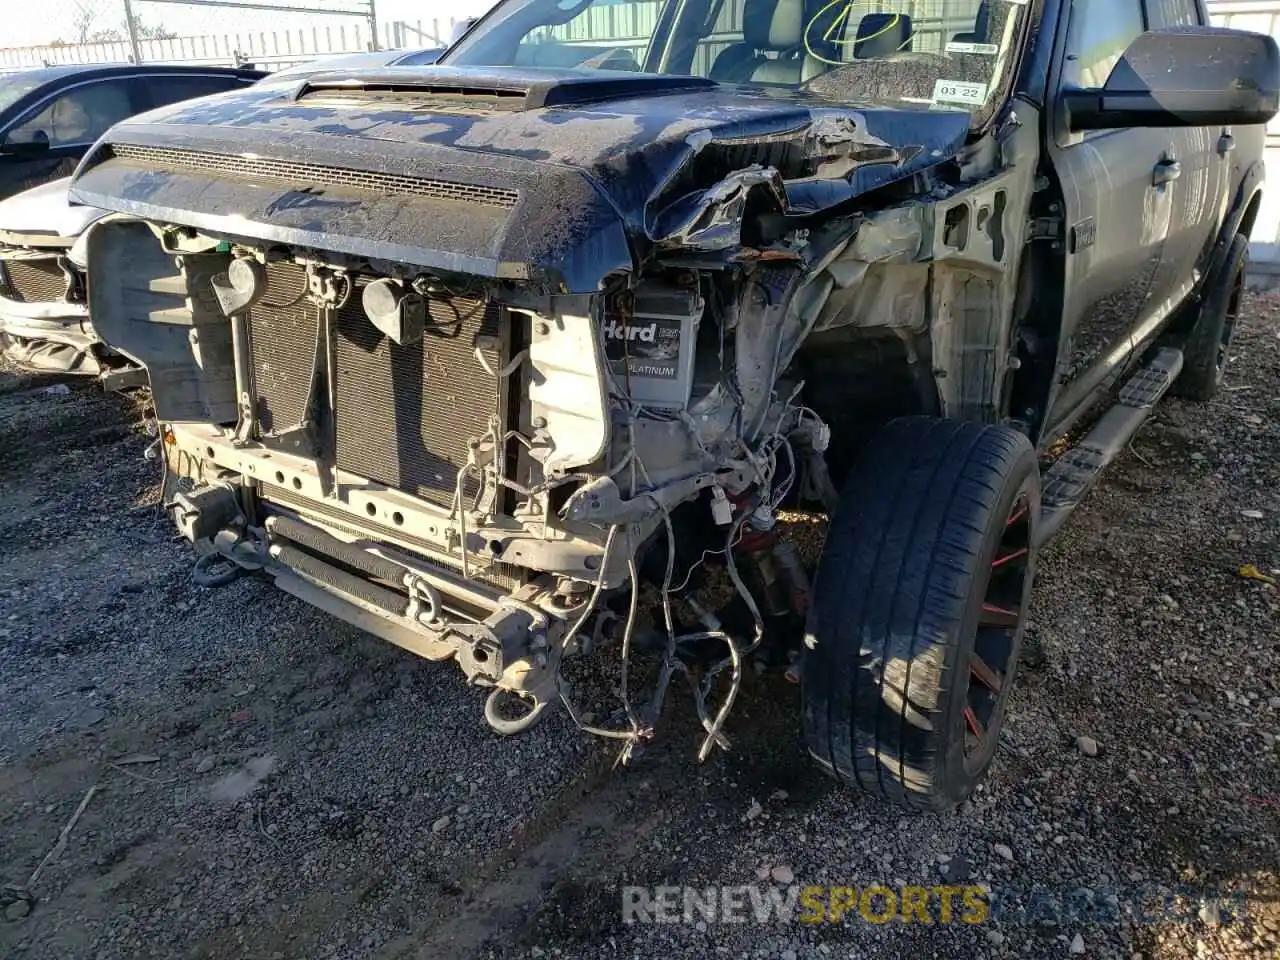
[0,63,263,200]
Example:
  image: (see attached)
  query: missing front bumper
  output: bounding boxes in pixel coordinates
[164,425,607,736]
[169,422,615,586]
[259,510,569,734]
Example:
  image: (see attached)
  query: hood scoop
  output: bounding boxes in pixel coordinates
[296,65,716,111]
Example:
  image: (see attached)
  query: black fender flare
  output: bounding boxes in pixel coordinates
[1207,157,1265,286]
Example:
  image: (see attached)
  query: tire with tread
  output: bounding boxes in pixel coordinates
[802,417,1039,811]
[1174,233,1247,402]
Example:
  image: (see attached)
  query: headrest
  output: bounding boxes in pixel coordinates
[744,0,807,51]
[975,0,991,37]
[854,13,914,58]
[952,2,990,45]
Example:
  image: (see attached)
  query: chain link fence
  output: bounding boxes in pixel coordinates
[0,0,450,71]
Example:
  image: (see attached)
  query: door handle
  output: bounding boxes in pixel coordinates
[1153,159,1182,186]
[1218,132,1236,156]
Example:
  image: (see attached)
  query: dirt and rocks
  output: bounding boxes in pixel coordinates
[1,298,1278,960]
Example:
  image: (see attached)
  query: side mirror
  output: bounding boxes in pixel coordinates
[0,133,50,156]
[1063,27,1280,131]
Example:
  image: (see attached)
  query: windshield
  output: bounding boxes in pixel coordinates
[0,75,47,115]
[446,0,1026,111]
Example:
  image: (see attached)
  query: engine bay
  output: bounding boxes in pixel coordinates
[88,216,853,755]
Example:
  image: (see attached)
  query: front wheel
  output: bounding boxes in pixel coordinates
[802,418,1039,811]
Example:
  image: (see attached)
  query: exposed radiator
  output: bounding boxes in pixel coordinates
[333,288,502,508]
[244,266,510,562]
[248,262,319,435]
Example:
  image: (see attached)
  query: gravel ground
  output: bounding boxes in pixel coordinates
[0,297,1277,960]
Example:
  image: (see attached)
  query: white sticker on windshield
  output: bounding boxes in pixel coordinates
[933,79,989,106]
[945,41,999,55]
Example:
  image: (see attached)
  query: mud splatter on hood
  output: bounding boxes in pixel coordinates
[69,66,972,292]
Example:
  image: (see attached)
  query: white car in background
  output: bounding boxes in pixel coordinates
[0,176,133,382]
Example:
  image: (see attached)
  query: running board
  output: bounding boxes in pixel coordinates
[1035,347,1183,546]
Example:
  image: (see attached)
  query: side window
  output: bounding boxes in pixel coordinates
[1062,0,1146,90]
[5,81,135,148]
[1148,0,1203,28]
[147,75,244,109]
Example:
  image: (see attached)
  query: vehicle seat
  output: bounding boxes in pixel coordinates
[952,1,991,44]
[853,13,913,59]
[711,0,825,84]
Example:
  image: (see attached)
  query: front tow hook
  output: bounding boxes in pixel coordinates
[190,530,268,589]
[484,687,555,736]
[192,551,246,588]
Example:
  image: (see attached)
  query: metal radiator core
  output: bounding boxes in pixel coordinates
[334,288,502,508]
[248,263,319,435]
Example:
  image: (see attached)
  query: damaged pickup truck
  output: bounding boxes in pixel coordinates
[68,0,1279,809]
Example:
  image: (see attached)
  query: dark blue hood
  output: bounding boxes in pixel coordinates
[69,66,972,292]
